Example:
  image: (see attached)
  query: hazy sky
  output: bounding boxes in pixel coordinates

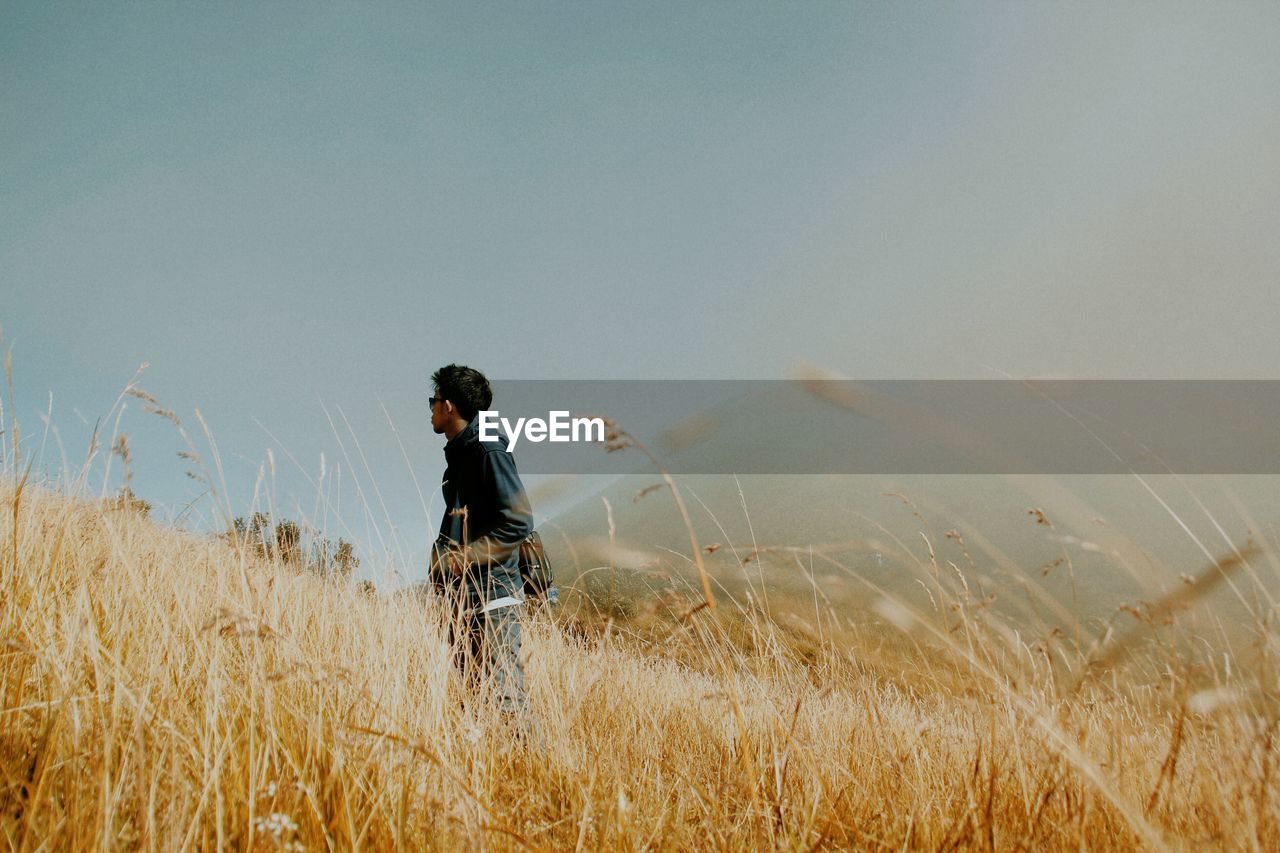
[4,2,1280,564]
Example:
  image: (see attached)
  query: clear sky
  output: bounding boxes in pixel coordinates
[4,2,1280,574]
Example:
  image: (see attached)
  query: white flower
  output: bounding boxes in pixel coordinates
[254,812,299,839]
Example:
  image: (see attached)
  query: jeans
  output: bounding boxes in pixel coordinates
[448,603,528,716]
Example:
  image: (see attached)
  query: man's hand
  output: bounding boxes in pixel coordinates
[439,547,473,577]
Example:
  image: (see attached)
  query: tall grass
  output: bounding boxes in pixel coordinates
[3,485,1279,849]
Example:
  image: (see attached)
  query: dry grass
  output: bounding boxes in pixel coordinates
[2,474,1279,852]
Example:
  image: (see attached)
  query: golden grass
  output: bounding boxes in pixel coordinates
[2,477,1279,851]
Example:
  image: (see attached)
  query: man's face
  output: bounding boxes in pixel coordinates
[430,391,448,434]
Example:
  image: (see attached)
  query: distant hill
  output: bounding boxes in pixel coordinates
[533,380,1280,645]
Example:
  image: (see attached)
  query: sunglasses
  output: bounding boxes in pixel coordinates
[428,396,446,409]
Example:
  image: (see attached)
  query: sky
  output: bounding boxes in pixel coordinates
[3,2,1280,577]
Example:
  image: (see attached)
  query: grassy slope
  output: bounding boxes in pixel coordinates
[3,481,1278,850]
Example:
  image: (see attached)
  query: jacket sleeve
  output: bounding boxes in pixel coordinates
[464,449,534,566]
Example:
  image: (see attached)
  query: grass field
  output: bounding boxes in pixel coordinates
[3,467,1279,851]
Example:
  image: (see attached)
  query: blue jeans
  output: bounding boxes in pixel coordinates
[449,603,527,716]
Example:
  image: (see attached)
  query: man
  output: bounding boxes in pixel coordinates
[429,364,534,720]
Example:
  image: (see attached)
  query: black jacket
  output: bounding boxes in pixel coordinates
[432,416,533,609]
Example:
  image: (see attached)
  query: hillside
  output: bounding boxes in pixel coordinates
[3,479,1278,849]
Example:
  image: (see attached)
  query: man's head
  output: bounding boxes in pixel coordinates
[430,364,493,436]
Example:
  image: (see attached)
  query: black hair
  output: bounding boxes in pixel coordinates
[431,364,493,421]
